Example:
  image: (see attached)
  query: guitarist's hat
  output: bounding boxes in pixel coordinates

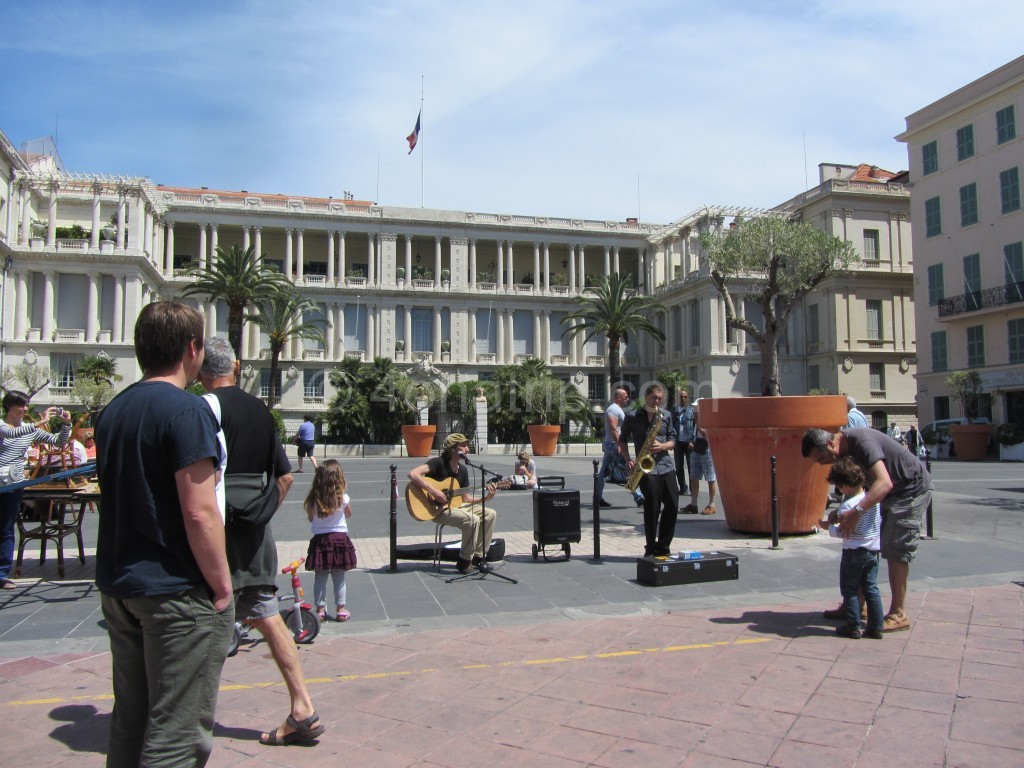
[443,433,469,450]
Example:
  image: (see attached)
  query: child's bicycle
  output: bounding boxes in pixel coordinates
[227,558,321,657]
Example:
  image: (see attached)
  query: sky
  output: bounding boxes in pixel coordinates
[3,1,1023,225]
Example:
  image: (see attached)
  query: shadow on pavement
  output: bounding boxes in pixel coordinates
[708,609,833,638]
[48,704,109,754]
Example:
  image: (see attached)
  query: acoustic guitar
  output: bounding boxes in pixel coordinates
[405,475,511,521]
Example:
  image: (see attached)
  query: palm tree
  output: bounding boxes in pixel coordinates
[562,272,666,390]
[182,243,293,359]
[252,295,327,408]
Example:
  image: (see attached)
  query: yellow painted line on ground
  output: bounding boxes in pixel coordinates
[2,637,772,708]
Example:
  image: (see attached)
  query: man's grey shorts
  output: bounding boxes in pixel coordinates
[234,585,279,621]
[880,489,931,563]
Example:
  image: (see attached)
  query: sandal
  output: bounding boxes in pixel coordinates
[336,610,351,622]
[681,504,699,514]
[882,613,910,632]
[287,712,325,741]
[1,579,17,590]
[259,727,299,747]
[701,504,716,515]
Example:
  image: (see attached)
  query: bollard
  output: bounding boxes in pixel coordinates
[389,464,398,572]
[924,448,935,539]
[769,455,781,550]
[592,458,602,560]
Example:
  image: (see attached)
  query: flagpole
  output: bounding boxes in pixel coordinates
[420,75,424,208]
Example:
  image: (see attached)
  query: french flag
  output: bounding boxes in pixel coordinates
[406,110,421,154]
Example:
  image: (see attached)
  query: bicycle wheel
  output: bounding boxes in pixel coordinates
[282,606,320,644]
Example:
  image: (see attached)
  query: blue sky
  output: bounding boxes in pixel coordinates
[3,1,1022,223]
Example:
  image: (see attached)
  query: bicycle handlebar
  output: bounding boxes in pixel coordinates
[281,557,306,574]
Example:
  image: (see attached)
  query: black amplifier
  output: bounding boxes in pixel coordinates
[636,551,739,587]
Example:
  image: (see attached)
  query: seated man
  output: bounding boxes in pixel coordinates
[407,433,498,574]
[513,450,538,489]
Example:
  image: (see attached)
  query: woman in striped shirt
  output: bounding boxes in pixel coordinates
[0,391,72,589]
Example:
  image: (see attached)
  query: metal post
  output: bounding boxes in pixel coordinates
[769,455,781,550]
[924,449,935,539]
[389,464,398,572]
[592,458,601,560]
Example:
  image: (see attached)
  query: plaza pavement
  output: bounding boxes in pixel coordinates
[0,455,1020,767]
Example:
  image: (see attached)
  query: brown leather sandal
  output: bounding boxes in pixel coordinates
[701,504,716,515]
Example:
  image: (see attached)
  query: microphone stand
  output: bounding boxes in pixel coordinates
[446,457,518,585]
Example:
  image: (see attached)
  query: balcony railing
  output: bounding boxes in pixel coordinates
[938,281,1024,317]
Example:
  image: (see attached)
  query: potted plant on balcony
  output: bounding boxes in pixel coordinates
[396,265,406,287]
[946,370,993,461]
[698,214,858,533]
[996,422,1024,462]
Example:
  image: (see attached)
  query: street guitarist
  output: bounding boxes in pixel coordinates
[407,433,498,574]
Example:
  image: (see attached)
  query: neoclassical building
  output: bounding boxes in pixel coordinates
[0,128,917,431]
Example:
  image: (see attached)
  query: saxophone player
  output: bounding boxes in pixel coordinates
[619,383,680,558]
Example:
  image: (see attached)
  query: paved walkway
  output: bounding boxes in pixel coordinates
[0,457,1021,766]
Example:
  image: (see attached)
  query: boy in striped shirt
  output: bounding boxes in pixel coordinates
[821,457,884,639]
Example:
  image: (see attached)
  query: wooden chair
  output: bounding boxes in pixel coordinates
[14,493,86,578]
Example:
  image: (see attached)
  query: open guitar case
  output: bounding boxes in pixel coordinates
[395,538,506,563]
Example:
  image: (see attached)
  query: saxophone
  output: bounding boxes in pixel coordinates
[626,409,663,493]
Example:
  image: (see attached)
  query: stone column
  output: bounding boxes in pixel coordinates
[614,246,620,275]
[367,234,376,285]
[13,271,27,340]
[210,224,219,265]
[297,229,306,283]
[46,183,58,247]
[367,304,376,358]
[404,307,412,362]
[469,238,477,285]
[199,224,208,269]
[542,311,551,362]
[87,273,99,342]
[433,309,442,360]
[327,231,335,284]
[42,271,55,341]
[242,226,251,252]
[404,235,413,286]
[18,185,30,245]
[338,231,346,278]
[533,243,541,292]
[254,226,262,267]
[569,318,578,366]
[604,246,611,277]
[533,310,541,358]
[284,229,294,278]
[496,310,505,364]
[143,207,154,260]
[543,243,550,293]
[112,275,124,344]
[90,186,101,249]
[335,304,345,358]
[496,240,504,292]
[434,236,442,287]
[506,241,515,289]
[469,308,477,362]
[568,244,576,295]
[165,223,175,274]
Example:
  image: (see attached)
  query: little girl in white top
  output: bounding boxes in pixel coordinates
[304,460,357,622]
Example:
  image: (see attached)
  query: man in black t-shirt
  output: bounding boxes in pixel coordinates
[407,433,498,573]
[200,338,324,747]
[96,302,234,767]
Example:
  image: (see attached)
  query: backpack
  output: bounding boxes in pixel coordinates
[203,392,281,529]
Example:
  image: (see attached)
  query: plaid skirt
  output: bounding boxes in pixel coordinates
[305,532,358,572]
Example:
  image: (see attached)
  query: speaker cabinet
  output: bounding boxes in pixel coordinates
[532,488,581,545]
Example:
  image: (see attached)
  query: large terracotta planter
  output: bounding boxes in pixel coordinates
[527,424,561,456]
[401,425,436,457]
[948,424,991,461]
[700,395,847,534]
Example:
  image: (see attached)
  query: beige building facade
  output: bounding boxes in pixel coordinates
[897,56,1024,431]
